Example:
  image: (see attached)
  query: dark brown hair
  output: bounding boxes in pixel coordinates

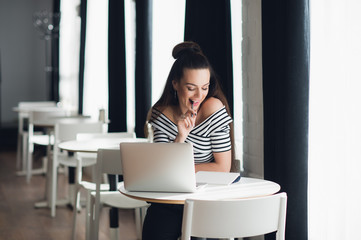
[153,41,230,112]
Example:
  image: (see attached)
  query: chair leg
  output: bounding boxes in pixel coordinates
[91,165,97,183]
[134,208,142,240]
[16,132,22,170]
[134,207,148,240]
[74,161,83,211]
[44,144,52,200]
[89,195,103,240]
[109,227,120,240]
[50,156,58,217]
[85,191,92,240]
[68,184,77,209]
[71,185,80,240]
[22,132,28,172]
[26,142,33,183]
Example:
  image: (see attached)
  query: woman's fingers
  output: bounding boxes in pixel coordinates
[184,117,192,128]
[178,110,197,134]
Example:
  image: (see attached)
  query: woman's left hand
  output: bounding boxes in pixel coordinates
[175,110,197,142]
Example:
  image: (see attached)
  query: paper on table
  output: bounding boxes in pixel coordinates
[196,171,241,185]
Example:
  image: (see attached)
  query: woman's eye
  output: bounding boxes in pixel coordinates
[202,87,208,91]
[187,88,195,91]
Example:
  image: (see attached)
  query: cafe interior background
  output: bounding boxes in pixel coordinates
[0,0,361,239]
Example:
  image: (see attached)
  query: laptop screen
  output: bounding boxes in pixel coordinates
[119,142,197,193]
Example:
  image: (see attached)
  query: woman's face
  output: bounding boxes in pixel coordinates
[172,68,210,113]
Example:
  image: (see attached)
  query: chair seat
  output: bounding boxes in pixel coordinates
[91,191,150,209]
[32,134,55,146]
[79,181,110,191]
[57,154,96,167]
[80,181,125,191]
[76,152,97,161]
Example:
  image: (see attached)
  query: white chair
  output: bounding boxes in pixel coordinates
[83,148,149,240]
[49,121,104,217]
[181,192,287,240]
[75,132,136,182]
[72,132,136,205]
[25,108,67,183]
[71,132,136,240]
[16,101,57,171]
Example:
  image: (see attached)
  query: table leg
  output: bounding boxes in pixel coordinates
[108,174,120,240]
[109,208,120,240]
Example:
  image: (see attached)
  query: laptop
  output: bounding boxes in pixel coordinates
[119,142,197,193]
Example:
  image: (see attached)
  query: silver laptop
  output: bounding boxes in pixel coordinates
[119,142,197,193]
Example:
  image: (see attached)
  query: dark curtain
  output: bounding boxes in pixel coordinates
[52,0,61,102]
[134,0,152,138]
[78,0,87,114]
[108,0,127,132]
[0,50,2,128]
[184,0,233,115]
[262,0,309,239]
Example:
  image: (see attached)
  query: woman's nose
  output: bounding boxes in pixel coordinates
[194,89,201,98]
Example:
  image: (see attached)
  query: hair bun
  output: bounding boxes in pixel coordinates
[172,41,203,59]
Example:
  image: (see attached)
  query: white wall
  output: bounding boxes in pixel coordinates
[0,0,52,126]
[242,0,264,179]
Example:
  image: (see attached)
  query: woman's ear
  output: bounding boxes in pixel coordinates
[172,80,178,91]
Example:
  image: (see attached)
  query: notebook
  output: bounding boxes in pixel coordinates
[119,142,197,193]
[196,171,241,185]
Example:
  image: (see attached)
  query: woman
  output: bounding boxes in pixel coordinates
[143,41,235,240]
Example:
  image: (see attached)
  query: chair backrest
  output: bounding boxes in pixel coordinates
[94,148,122,240]
[96,148,123,176]
[29,108,68,125]
[55,121,104,142]
[76,132,136,141]
[27,109,68,143]
[18,101,57,109]
[181,192,287,240]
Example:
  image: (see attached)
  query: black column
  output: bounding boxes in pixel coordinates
[184,0,233,115]
[108,0,127,132]
[51,0,60,102]
[262,0,310,239]
[0,49,2,128]
[134,0,152,138]
[78,0,87,114]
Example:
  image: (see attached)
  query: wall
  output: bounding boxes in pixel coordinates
[0,0,52,127]
[242,0,263,179]
[242,1,263,238]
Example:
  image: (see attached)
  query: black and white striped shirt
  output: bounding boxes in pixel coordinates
[149,106,232,164]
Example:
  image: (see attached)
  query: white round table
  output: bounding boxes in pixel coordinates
[58,137,149,153]
[119,177,281,204]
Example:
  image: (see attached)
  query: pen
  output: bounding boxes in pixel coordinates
[191,100,194,117]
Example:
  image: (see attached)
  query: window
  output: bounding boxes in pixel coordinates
[231,0,243,169]
[59,0,81,113]
[124,0,186,132]
[125,0,136,132]
[309,1,361,239]
[82,0,109,120]
[151,0,186,104]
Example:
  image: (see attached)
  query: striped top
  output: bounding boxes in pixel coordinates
[149,106,232,164]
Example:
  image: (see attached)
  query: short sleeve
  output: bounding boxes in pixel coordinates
[209,108,232,152]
